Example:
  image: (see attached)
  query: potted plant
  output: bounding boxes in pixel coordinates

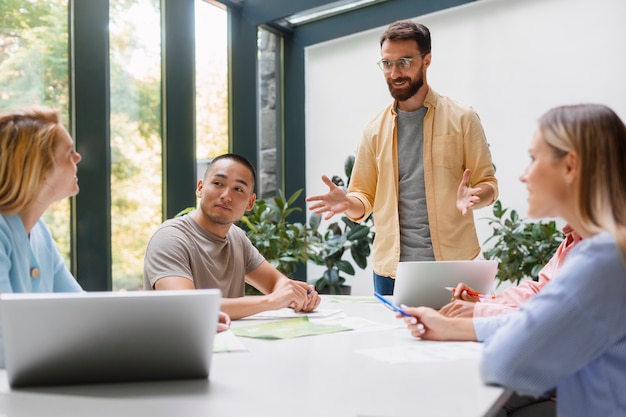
[238,188,320,278]
[307,155,375,295]
[237,189,322,295]
[482,200,564,286]
[308,212,372,295]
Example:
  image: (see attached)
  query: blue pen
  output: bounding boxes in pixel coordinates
[374,292,411,317]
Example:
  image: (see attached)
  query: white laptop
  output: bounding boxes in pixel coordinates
[0,289,221,388]
[392,260,498,310]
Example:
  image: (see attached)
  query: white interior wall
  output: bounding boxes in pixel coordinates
[304,0,626,295]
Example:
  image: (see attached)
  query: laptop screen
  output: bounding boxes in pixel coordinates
[0,289,221,387]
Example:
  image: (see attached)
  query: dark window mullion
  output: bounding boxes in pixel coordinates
[70,0,112,290]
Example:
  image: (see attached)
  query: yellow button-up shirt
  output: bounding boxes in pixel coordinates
[347,88,498,278]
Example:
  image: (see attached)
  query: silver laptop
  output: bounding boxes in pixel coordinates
[0,289,221,387]
[392,260,498,310]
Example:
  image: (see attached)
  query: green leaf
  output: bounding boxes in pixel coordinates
[344,155,355,181]
[286,188,302,205]
[314,278,328,292]
[334,260,355,276]
[175,207,195,217]
[239,216,258,233]
[350,245,368,269]
[345,224,370,240]
[308,212,322,231]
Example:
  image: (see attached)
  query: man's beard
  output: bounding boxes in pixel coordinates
[387,67,424,102]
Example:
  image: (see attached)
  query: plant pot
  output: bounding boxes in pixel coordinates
[316,284,351,296]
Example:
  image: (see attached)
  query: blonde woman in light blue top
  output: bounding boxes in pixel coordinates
[0,106,83,293]
[0,107,84,366]
[399,104,626,417]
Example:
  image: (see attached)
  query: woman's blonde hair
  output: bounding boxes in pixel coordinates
[538,103,626,257]
[0,106,62,214]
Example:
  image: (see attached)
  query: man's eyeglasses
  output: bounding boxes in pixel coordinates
[376,54,424,73]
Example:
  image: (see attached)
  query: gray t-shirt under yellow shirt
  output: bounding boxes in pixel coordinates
[397,106,435,261]
[143,213,265,297]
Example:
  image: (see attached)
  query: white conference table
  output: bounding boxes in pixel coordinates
[0,295,510,417]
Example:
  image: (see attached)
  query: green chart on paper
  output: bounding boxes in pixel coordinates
[232,316,351,339]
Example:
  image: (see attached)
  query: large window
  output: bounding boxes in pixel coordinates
[0,0,72,265]
[109,0,230,290]
[195,0,228,175]
[109,0,162,290]
[1,0,230,290]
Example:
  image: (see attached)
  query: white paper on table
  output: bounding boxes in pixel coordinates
[312,314,401,332]
[242,308,343,320]
[213,329,248,353]
[356,341,483,364]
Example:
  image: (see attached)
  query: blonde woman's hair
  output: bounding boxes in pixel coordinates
[0,106,62,214]
[538,103,626,257]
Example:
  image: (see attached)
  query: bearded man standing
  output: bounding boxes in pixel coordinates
[307,20,498,295]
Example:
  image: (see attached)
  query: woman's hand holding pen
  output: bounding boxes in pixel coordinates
[396,305,478,342]
[396,306,446,340]
[438,284,484,318]
[448,283,485,302]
